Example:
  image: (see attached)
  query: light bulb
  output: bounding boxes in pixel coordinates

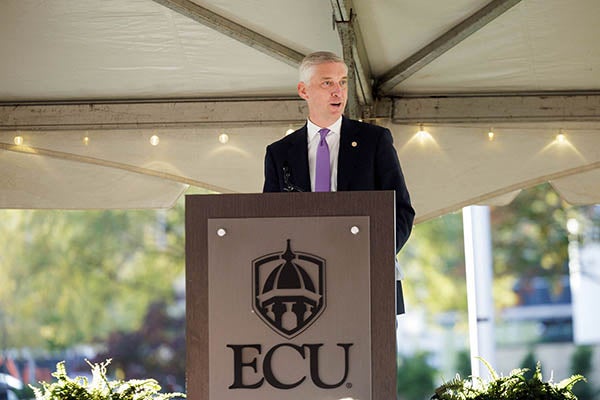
[488,130,495,141]
[218,133,229,144]
[13,135,24,145]
[416,125,430,142]
[150,135,160,146]
[83,136,90,145]
[556,133,566,143]
[285,128,294,136]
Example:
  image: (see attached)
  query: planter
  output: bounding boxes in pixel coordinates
[31,359,185,400]
[431,360,584,400]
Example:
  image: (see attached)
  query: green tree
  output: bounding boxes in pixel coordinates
[492,183,573,280]
[455,349,471,378]
[570,345,595,400]
[93,301,185,391]
[520,349,538,380]
[0,200,185,350]
[398,210,515,327]
[398,183,581,325]
[398,212,468,314]
[397,352,437,400]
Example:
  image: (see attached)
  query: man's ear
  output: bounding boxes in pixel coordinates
[297,82,308,100]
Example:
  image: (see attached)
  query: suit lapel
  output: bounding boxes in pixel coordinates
[337,117,359,191]
[286,126,310,192]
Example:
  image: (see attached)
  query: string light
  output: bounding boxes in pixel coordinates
[218,133,229,144]
[13,135,24,145]
[487,128,495,141]
[83,136,90,146]
[149,135,160,146]
[416,124,430,142]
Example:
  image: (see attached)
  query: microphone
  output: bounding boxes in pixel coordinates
[283,164,304,192]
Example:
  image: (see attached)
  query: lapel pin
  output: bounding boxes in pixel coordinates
[351,141,358,147]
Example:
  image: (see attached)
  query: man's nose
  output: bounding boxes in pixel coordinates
[330,83,343,95]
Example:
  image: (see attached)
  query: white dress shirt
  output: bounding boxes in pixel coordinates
[306,117,342,192]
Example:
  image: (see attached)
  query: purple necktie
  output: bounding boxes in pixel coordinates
[315,128,331,192]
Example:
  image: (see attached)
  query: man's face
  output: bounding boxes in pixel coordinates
[298,61,348,127]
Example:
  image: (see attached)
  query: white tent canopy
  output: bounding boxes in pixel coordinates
[1,0,599,220]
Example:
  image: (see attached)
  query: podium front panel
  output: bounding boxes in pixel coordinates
[207,216,371,399]
[186,192,396,400]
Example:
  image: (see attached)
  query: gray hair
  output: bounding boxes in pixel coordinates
[299,51,347,83]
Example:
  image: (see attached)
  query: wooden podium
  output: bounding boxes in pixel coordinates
[185,191,397,400]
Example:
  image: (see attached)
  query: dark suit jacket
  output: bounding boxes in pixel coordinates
[263,116,415,252]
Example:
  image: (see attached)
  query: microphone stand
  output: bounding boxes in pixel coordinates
[283,165,304,192]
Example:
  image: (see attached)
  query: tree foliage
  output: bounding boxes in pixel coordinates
[570,345,596,400]
[519,349,538,381]
[397,352,437,400]
[398,212,468,314]
[0,201,185,351]
[93,301,185,391]
[398,183,581,319]
[492,183,572,280]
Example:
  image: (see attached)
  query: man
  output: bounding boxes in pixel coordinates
[262,51,415,311]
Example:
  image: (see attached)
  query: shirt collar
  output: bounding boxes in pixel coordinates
[307,116,342,140]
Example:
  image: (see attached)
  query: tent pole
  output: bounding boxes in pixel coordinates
[463,205,496,379]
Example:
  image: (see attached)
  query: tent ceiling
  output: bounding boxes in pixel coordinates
[1,0,599,220]
[387,0,600,94]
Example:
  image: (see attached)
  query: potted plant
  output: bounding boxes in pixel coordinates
[431,360,584,400]
[31,359,185,400]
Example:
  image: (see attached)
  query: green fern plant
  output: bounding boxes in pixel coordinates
[432,359,584,400]
[31,359,185,400]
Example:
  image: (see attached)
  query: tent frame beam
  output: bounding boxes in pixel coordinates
[3,92,600,130]
[392,92,600,123]
[0,98,307,131]
[151,0,304,67]
[375,0,522,95]
[335,19,361,119]
[331,0,374,109]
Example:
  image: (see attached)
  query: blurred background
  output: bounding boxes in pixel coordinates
[1,183,599,399]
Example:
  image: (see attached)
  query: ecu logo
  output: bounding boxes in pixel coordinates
[252,240,326,339]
